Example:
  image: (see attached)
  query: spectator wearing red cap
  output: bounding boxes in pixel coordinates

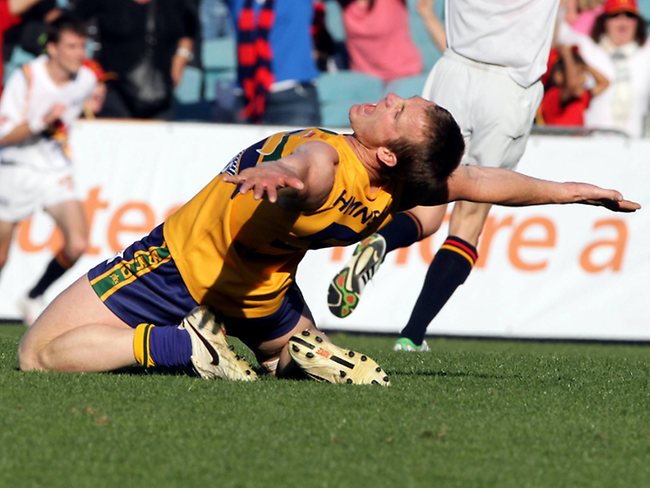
[559,0,650,136]
[0,0,44,94]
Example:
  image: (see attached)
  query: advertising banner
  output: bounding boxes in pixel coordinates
[1,122,647,340]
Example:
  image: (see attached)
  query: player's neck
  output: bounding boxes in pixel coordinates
[45,59,74,86]
[345,134,383,188]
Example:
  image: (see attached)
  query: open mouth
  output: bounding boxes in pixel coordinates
[361,103,377,114]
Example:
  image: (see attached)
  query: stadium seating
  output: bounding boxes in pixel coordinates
[175,65,203,104]
[201,37,236,74]
[0,2,500,123]
[384,73,429,98]
[316,71,384,127]
[23,1,650,125]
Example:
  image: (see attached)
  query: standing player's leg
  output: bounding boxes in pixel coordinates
[396,201,487,350]
[395,66,543,351]
[0,162,25,280]
[0,220,18,274]
[20,198,89,325]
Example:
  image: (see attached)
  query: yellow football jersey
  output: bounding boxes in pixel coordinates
[164,128,398,318]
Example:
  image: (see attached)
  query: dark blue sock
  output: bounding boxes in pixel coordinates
[149,326,193,368]
[378,211,422,253]
[28,256,69,298]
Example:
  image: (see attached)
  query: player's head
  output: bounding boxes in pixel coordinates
[45,14,88,77]
[349,94,464,209]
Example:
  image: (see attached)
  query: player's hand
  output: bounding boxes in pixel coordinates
[44,103,66,125]
[574,184,640,213]
[222,163,305,203]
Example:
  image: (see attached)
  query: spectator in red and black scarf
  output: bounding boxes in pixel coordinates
[228,0,321,126]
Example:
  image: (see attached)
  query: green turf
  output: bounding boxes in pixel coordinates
[1,324,649,488]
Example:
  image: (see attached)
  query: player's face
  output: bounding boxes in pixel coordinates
[349,93,431,148]
[604,11,639,46]
[49,31,87,76]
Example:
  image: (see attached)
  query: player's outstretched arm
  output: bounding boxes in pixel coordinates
[446,165,641,213]
[222,140,338,211]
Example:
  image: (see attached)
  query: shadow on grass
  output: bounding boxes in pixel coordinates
[110,364,272,378]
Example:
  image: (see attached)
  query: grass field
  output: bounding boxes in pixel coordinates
[1,323,649,488]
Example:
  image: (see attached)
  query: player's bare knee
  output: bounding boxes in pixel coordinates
[19,341,64,372]
[407,206,446,238]
[65,238,88,262]
[17,340,44,372]
[419,216,443,238]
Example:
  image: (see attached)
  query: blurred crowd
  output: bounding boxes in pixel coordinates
[1,0,649,137]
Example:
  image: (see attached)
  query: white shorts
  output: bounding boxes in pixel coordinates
[422,50,544,170]
[0,163,78,222]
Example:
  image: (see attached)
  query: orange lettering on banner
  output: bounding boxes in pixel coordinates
[16,218,59,253]
[17,186,110,256]
[107,202,156,252]
[417,236,435,264]
[508,217,555,271]
[580,219,628,273]
[14,187,184,256]
[395,245,410,265]
[331,246,345,262]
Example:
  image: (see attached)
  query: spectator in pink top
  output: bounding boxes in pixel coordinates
[564,0,605,35]
[338,0,423,83]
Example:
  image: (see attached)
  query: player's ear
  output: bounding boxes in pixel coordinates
[45,42,56,59]
[377,146,398,168]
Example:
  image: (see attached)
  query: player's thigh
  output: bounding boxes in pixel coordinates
[465,75,543,169]
[0,220,17,264]
[46,198,88,243]
[422,55,472,146]
[19,275,130,356]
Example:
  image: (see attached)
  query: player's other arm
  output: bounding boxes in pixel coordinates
[222,140,339,211]
[416,0,447,52]
[0,103,66,145]
[0,71,66,146]
[8,0,42,15]
[445,165,640,213]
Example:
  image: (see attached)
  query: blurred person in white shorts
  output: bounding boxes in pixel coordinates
[0,13,96,325]
[327,0,561,351]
